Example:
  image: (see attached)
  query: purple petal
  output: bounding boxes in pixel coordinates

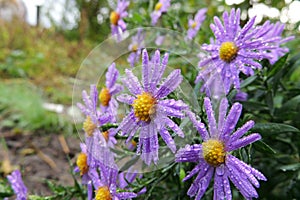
[204,97,218,138]
[218,98,228,133]
[186,110,209,141]
[229,120,255,143]
[117,94,135,105]
[164,117,184,138]
[227,133,261,151]
[175,144,202,163]
[138,123,159,165]
[159,127,176,153]
[157,104,186,118]
[226,156,260,198]
[123,69,143,95]
[190,166,214,199]
[183,162,208,182]
[221,102,242,142]
[155,69,183,98]
[117,111,138,136]
[106,63,118,89]
[151,52,168,91]
[142,49,151,92]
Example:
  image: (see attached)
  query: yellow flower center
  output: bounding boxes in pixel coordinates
[155,2,163,11]
[99,87,111,107]
[132,92,157,122]
[191,22,197,29]
[202,139,226,167]
[131,44,138,52]
[102,131,109,142]
[95,186,112,200]
[219,41,239,62]
[83,116,96,137]
[110,11,120,25]
[76,153,88,175]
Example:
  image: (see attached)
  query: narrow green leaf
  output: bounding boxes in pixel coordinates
[267,53,289,79]
[240,75,257,88]
[252,123,300,136]
[254,140,276,154]
[279,163,300,172]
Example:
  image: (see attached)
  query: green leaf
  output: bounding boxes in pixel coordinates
[279,163,300,172]
[277,95,300,114]
[267,53,289,79]
[252,123,300,136]
[241,101,268,111]
[254,140,276,154]
[240,75,258,88]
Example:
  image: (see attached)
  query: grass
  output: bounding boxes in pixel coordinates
[0,80,68,132]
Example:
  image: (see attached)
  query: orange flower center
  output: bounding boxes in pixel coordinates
[132,92,157,122]
[76,153,88,175]
[95,186,112,200]
[110,11,120,25]
[99,87,111,106]
[155,2,163,11]
[102,131,109,142]
[83,116,96,137]
[202,139,226,167]
[219,41,238,62]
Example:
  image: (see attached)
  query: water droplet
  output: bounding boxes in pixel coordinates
[217,164,225,175]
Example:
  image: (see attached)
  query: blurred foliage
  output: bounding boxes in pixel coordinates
[0,81,69,132]
[0,19,95,104]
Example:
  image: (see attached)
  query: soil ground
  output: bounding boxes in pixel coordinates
[0,129,81,198]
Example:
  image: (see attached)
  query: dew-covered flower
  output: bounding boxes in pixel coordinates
[186,8,207,40]
[99,63,123,121]
[176,97,266,199]
[259,21,294,64]
[151,0,171,25]
[77,85,113,144]
[92,163,137,200]
[127,29,145,67]
[196,8,289,94]
[117,49,188,165]
[75,143,98,200]
[7,170,27,200]
[110,0,130,38]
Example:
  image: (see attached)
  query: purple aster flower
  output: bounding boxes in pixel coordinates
[110,0,130,39]
[196,8,286,94]
[176,97,266,200]
[99,63,123,122]
[117,49,188,165]
[259,21,294,64]
[75,143,98,200]
[77,85,116,167]
[151,0,171,25]
[127,29,145,67]
[92,163,137,200]
[186,8,207,40]
[7,170,27,200]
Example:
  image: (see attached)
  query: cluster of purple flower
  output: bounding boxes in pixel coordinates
[74,63,141,199]
[72,48,268,200]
